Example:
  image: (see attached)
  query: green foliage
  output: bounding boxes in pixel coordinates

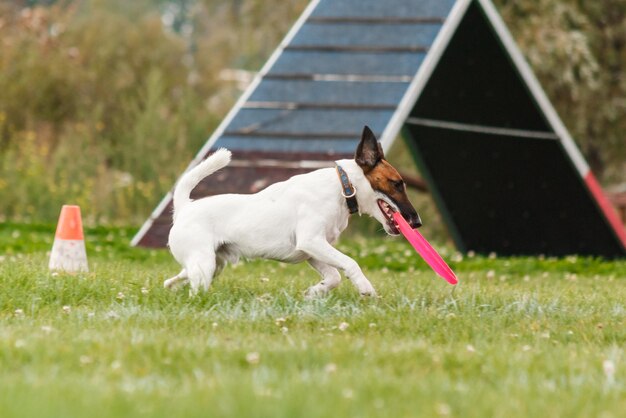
[0,3,210,223]
[0,0,305,224]
[0,223,625,417]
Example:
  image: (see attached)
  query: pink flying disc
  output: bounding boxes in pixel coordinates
[393,212,458,285]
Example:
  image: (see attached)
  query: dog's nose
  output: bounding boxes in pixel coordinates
[410,213,422,229]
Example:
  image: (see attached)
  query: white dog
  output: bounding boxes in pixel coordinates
[164,126,422,297]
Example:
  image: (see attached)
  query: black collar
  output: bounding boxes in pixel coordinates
[335,164,359,215]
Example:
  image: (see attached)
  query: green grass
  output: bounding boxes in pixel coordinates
[0,223,625,418]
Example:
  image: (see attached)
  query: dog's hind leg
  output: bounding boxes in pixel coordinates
[214,255,227,278]
[164,269,188,289]
[305,259,341,298]
[186,252,217,296]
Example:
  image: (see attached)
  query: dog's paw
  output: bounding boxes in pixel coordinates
[304,284,329,299]
[164,277,188,291]
[357,282,377,298]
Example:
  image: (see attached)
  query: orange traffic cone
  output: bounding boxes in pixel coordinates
[49,205,89,272]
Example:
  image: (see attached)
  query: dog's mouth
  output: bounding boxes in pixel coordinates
[377,199,400,235]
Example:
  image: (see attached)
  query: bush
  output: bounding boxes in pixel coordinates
[0,3,224,224]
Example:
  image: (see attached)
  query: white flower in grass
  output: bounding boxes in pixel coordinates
[116,292,125,300]
[246,352,260,365]
[141,287,149,295]
[338,322,349,332]
[486,270,495,279]
[14,308,24,317]
[260,277,270,283]
[275,317,286,326]
[466,344,476,353]
[79,355,93,365]
[522,345,532,352]
[62,305,71,314]
[281,326,288,334]
[324,363,337,374]
[369,323,377,328]
[256,293,272,303]
[603,360,615,382]
[436,403,451,416]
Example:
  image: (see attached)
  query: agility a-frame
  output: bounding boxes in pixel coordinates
[133,0,626,257]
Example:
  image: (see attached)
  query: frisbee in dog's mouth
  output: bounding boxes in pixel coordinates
[377,199,400,235]
[392,211,458,285]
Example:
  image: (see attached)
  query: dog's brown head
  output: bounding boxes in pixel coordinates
[355,126,422,235]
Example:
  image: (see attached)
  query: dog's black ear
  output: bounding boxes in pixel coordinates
[355,126,384,171]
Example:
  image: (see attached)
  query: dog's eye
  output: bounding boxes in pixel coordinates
[391,179,404,192]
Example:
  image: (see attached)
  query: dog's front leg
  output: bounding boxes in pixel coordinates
[164,268,188,289]
[297,238,376,297]
[305,258,342,298]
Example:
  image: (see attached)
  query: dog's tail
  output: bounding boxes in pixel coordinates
[173,148,232,216]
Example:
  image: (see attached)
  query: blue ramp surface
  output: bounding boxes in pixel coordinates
[216,0,455,155]
[135,0,457,247]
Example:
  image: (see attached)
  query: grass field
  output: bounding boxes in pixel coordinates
[1,222,625,418]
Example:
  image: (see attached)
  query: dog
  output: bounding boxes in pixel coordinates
[164,126,422,297]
